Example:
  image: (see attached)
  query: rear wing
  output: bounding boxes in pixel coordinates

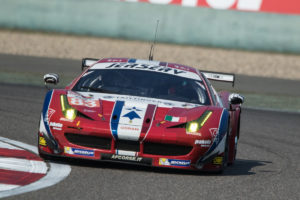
[201,71,235,87]
[81,58,99,71]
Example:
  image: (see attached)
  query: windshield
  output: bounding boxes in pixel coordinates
[72,69,210,105]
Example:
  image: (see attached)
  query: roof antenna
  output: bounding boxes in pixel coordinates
[149,20,160,61]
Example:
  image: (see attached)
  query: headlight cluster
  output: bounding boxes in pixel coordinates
[186,110,212,133]
[60,95,77,120]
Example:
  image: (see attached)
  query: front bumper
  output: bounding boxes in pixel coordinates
[38,132,224,171]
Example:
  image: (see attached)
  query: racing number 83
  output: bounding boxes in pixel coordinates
[68,97,99,108]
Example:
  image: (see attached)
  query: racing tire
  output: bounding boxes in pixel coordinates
[229,117,240,166]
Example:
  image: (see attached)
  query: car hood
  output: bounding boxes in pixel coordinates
[67,91,207,121]
[63,91,209,141]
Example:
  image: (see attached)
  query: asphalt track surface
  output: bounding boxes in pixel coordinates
[0,56,300,199]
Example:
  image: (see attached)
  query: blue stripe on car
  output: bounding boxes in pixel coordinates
[205,109,229,156]
[218,109,229,139]
[110,101,125,140]
[42,90,53,137]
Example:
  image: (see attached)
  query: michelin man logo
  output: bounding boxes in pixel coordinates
[64,146,74,154]
[159,158,170,166]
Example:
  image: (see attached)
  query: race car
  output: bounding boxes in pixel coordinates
[38,58,244,173]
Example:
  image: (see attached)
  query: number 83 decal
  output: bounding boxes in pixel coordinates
[68,97,100,107]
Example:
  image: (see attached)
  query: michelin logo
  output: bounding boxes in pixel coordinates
[64,147,94,157]
[159,158,190,167]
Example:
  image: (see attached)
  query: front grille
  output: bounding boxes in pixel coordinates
[65,133,111,150]
[143,142,192,156]
[115,140,140,152]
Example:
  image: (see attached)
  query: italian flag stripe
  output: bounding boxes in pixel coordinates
[165,115,186,122]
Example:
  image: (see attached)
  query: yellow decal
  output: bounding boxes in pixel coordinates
[212,156,223,165]
[200,111,212,126]
[64,146,71,153]
[39,136,47,146]
[159,158,168,165]
[98,114,103,118]
[76,121,80,127]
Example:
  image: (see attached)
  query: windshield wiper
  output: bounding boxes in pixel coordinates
[80,86,117,94]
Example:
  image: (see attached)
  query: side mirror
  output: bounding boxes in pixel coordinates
[44,73,59,89]
[229,93,244,105]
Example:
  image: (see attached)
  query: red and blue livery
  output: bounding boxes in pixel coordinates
[38,58,244,173]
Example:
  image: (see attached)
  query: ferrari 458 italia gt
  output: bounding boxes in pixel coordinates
[38,58,244,173]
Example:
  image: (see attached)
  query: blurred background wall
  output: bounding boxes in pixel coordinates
[0,0,299,53]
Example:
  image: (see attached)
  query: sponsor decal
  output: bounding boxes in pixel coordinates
[105,58,128,62]
[91,62,201,81]
[60,117,74,122]
[186,132,202,136]
[159,158,191,167]
[209,127,220,144]
[122,107,141,123]
[111,101,147,141]
[83,109,96,113]
[49,122,63,130]
[39,136,47,146]
[106,63,186,75]
[119,126,140,131]
[81,92,199,108]
[209,128,218,138]
[195,139,211,147]
[47,108,56,121]
[103,95,114,99]
[116,150,137,156]
[159,158,170,166]
[111,154,142,162]
[101,154,152,165]
[212,156,223,165]
[64,147,94,157]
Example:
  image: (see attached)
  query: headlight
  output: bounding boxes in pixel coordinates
[187,122,199,133]
[65,108,77,120]
[60,95,77,120]
[186,110,212,133]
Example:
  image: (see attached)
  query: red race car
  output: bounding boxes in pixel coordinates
[38,58,244,173]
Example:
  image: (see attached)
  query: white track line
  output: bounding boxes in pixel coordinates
[0,184,19,192]
[0,141,22,150]
[0,157,47,174]
[0,136,71,198]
